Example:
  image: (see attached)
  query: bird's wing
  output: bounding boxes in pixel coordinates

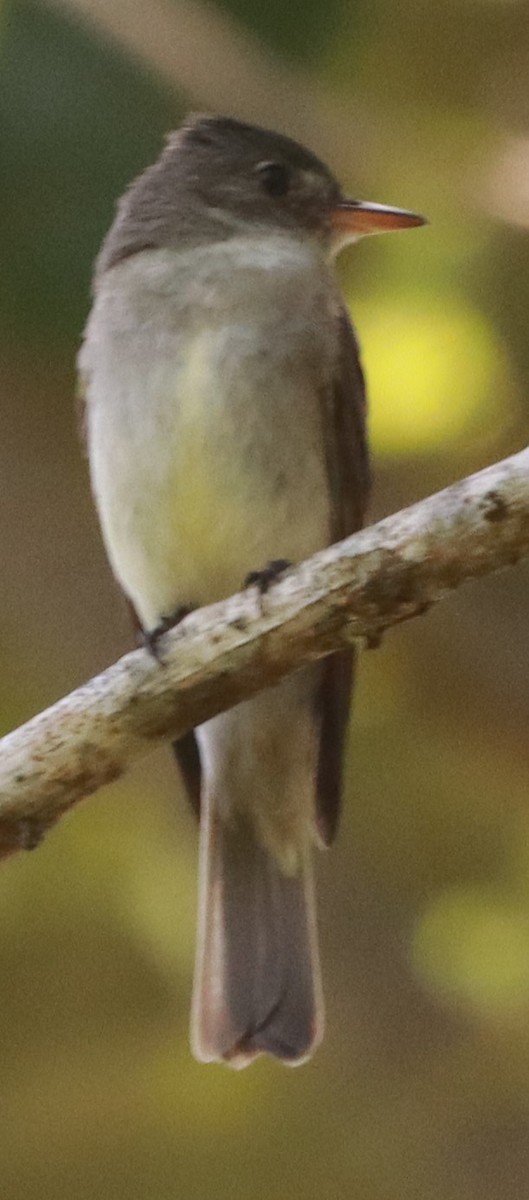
[315,306,370,845]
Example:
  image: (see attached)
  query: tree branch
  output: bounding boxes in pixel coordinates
[42,0,362,163]
[1,447,528,859]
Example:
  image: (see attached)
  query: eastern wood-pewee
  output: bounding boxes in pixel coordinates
[79,115,425,1067]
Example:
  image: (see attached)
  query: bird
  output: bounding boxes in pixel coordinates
[79,114,425,1067]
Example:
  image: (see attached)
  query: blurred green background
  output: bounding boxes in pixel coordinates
[2,1,529,1197]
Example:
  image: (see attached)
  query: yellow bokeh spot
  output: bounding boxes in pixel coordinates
[352,295,506,454]
[121,845,196,978]
[412,886,529,1015]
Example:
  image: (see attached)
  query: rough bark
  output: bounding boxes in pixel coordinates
[0,447,528,859]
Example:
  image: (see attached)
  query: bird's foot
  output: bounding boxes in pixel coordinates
[244,559,292,594]
[143,605,192,660]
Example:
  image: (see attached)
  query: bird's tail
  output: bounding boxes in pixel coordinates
[190,788,323,1068]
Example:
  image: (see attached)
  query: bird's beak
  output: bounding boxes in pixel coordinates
[331,198,427,245]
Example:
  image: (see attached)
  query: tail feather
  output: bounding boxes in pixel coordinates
[191,791,323,1068]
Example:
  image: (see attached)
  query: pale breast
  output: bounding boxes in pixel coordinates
[81,237,340,629]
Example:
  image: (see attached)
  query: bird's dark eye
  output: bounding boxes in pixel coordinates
[255,161,291,198]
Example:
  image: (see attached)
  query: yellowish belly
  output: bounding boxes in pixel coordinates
[90,332,331,630]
